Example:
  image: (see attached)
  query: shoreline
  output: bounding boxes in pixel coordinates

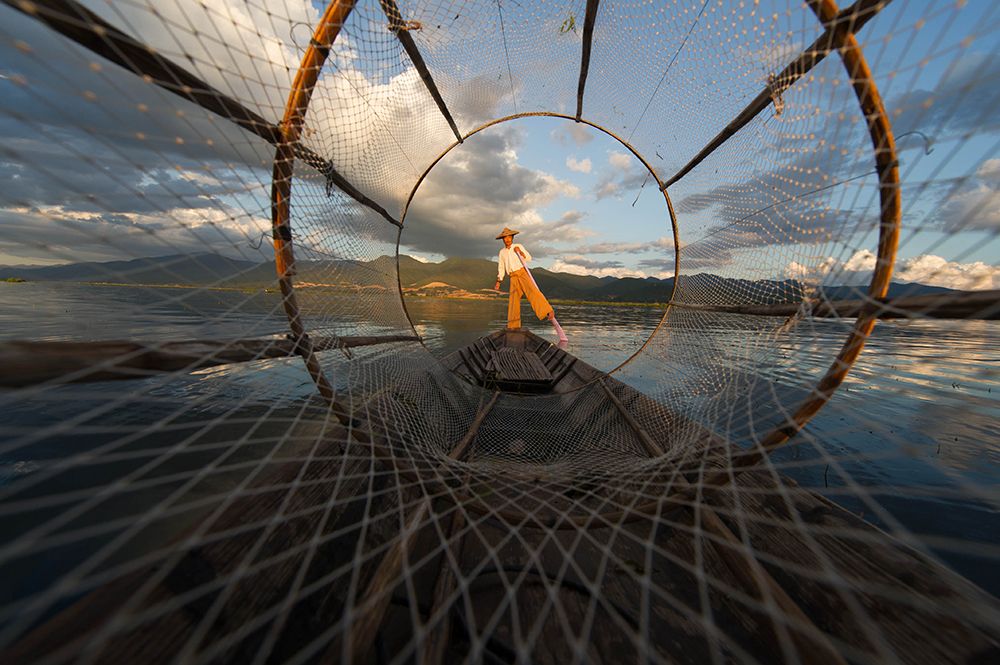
[10,280,671,308]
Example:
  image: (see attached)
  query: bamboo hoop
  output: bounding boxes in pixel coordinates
[566,0,904,527]
[739,0,901,462]
[271,0,899,530]
[395,111,682,390]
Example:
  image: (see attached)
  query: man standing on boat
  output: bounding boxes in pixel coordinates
[493,227,568,341]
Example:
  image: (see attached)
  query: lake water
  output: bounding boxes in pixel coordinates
[0,282,997,598]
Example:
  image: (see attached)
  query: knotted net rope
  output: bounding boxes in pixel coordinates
[0,0,997,663]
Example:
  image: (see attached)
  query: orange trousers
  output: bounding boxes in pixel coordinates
[507,268,553,329]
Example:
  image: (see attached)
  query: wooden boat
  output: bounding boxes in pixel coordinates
[1,1,998,662]
[5,329,998,664]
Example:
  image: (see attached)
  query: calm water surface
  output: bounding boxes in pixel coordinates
[1,283,997,596]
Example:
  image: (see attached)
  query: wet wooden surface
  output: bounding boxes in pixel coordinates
[487,347,553,382]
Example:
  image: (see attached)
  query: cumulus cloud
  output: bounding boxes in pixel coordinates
[936,159,1000,232]
[0,1,474,265]
[783,250,999,291]
[783,256,840,282]
[0,0,341,158]
[550,255,648,279]
[73,1,320,124]
[843,248,877,272]
[595,179,621,199]
[594,151,649,200]
[891,51,1000,144]
[608,152,632,171]
[895,255,999,291]
[518,210,595,247]
[0,202,270,265]
[400,125,582,257]
[569,236,675,255]
[0,111,283,262]
[445,73,512,129]
[566,157,592,173]
[0,3,296,264]
[551,123,595,147]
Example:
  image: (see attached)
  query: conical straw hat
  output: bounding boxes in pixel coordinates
[495,226,519,239]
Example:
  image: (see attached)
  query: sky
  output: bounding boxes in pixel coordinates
[400,116,677,278]
[0,0,997,290]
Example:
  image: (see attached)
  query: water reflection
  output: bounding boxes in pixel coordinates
[1,283,998,595]
[404,295,665,373]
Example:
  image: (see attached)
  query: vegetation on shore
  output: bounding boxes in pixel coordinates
[36,280,667,309]
[2,277,26,283]
[82,281,268,294]
[550,298,666,309]
[96,273,669,309]
[1,253,959,304]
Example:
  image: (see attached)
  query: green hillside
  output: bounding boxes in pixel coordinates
[400,257,496,291]
[0,253,959,304]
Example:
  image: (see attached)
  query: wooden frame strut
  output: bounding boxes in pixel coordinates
[660,0,889,190]
[379,0,463,143]
[575,0,601,121]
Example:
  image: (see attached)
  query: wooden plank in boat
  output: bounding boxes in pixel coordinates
[486,347,553,384]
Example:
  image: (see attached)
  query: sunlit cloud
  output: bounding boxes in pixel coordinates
[570,236,675,255]
[550,255,649,279]
[938,159,1000,232]
[566,157,592,173]
[891,51,1000,142]
[518,210,596,249]
[895,254,999,291]
[783,250,1000,291]
[550,123,595,147]
[608,151,632,170]
[401,125,582,257]
[594,151,648,200]
[0,203,270,265]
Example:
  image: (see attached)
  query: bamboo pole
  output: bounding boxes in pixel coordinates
[3,0,400,229]
[271,0,359,404]
[0,335,419,388]
[599,378,664,457]
[446,391,501,462]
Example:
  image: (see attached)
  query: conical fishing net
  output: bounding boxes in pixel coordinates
[0,0,998,663]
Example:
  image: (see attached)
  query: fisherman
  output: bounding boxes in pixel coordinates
[493,227,568,342]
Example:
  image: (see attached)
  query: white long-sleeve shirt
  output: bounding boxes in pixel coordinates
[497,243,531,281]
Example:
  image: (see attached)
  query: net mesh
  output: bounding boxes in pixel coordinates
[0,0,998,663]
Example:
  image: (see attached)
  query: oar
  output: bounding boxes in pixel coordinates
[514,247,568,342]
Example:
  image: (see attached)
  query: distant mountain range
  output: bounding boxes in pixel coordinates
[0,253,958,304]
